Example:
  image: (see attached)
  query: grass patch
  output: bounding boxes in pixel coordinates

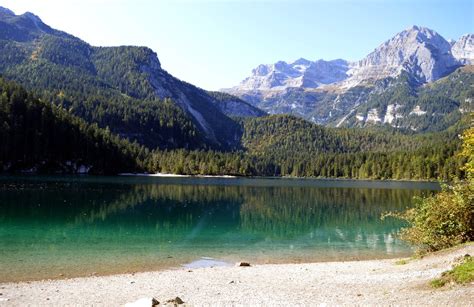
[430,279,446,288]
[395,259,408,265]
[430,255,474,288]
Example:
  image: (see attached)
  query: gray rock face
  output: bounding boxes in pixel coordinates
[230,58,349,92]
[452,34,474,64]
[346,26,459,86]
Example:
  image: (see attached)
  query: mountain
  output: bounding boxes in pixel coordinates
[225,26,473,131]
[0,7,264,150]
[345,26,459,86]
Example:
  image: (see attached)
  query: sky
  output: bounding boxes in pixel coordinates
[1,0,473,90]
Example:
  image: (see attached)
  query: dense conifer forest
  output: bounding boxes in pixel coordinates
[148,118,466,180]
[0,78,147,174]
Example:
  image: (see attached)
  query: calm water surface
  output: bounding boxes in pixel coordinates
[0,176,440,282]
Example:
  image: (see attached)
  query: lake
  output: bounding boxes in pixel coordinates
[0,175,439,282]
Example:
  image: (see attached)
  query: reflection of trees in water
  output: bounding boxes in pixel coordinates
[0,183,246,233]
[238,187,427,242]
[73,184,245,227]
[0,182,430,246]
[0,183,244,222]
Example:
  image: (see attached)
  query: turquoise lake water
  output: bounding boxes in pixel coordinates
[0,176,439,282]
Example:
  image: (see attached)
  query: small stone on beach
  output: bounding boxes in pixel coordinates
[236,261,251,267]
[165,296,184,305]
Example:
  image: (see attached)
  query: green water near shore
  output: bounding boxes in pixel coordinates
[0,176,439,282]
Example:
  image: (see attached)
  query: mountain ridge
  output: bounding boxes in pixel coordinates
[0,6,266,151]
[224,25,473,130]
[228,25,469,94]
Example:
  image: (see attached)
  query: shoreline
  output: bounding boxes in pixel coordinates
[1,244,472,305]
[117,172,441,183]
[0,252,414,284]
[118,172,237,178]
[2,172,443,184]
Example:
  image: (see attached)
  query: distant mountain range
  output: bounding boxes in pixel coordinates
[0,6,263,151]
[225,26,473,131]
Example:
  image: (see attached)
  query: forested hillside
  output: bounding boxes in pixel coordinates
[0,9,246,150]
[0,78,147,174]
[147,115,468,180]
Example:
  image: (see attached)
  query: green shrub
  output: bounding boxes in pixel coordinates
[393,182,473,252]
[383,126,474,252]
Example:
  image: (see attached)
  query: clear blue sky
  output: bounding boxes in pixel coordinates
[2,0,473,90]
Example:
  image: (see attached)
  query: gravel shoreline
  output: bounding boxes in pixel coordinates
[1,244,472,306]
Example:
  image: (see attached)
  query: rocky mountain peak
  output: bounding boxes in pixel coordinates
[293,58,311,66]
[0,7,73,42]
[228,58,349,92]
[346,25,458,85]
[452,34,474,64]
[0,6,14,16]
[22,11,43,23]
[252,64,270,76]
